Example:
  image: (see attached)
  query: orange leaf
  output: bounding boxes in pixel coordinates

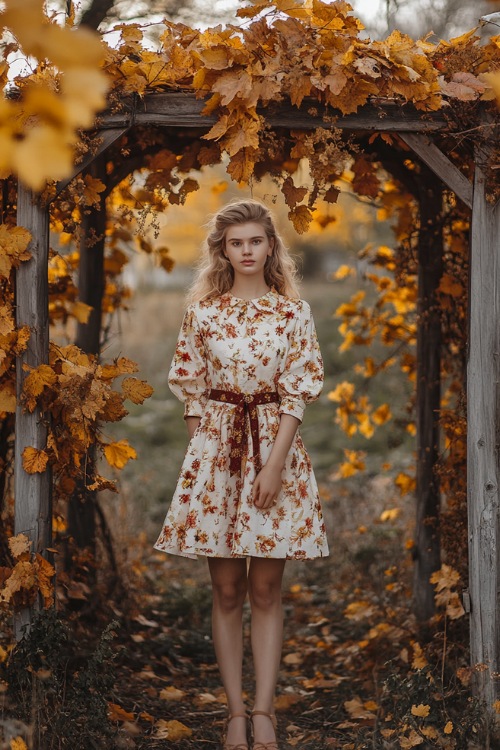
[108,702,135,722]
[22,446,49,474]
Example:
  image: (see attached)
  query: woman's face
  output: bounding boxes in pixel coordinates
[224,221,274,280]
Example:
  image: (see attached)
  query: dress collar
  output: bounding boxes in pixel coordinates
[220,287,278,311]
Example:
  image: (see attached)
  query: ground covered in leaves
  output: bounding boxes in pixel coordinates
[0,475,487,750]
[101,477,483,750]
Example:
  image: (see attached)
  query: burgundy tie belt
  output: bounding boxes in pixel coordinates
[208,388,280,476]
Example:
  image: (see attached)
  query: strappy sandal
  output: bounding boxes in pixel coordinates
[250,710,279,750]
[223,712,249,750]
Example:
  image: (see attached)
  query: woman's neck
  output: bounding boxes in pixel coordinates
[229,278,270,301]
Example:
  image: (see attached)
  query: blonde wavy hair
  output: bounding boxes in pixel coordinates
[187,199,300,304]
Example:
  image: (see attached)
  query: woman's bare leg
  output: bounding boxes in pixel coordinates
[248,557,286,745]
[208,557,249,746]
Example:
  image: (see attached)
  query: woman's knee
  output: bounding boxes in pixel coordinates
[212,578,247,613]
[248,578,282,611]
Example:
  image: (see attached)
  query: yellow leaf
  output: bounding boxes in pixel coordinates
[0,304,14,335]
[327,381,355,402]
[0,386,17,413]
[12,125,74,192]
[159,686,185,701]
[122,377,154,404]
[0,225,31,278]
[394,472,416,496]
[411,641,428,670]
[70,301,93,323]
[8,534,31,559]
[154,719,192,741]
[493,700,500,714]
[22,446,49,474]
[103,440,137,469]
[444,720,453,734]
[10,738,28,750]
[411,704,430,718]
[333,264,354,280]
[380,508,400,522]
[372,403,392,425]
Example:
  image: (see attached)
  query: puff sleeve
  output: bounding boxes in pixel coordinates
[168,305,208,419]
[278,301,324,423]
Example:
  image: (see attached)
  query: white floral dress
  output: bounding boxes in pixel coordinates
[154,288,329,560]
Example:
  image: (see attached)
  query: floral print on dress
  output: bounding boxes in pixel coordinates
[154,288,329,560]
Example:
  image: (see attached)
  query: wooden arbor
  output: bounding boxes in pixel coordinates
[15,93,499,711]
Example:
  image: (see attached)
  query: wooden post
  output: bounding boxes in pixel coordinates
[413,176,443,620]
[67,161,107,556]
[467,155,500,717]
[14,185,51,639]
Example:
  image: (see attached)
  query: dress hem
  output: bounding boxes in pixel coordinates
[153,545,329,561]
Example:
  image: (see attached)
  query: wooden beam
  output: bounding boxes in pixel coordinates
[400,132,473,209]
[467,152,500,719]
[15,185,52,639]
[54,127,128,198]
[97,92,449,133]
[413,177,443,620]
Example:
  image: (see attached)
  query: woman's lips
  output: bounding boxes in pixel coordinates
[242,260,255,265]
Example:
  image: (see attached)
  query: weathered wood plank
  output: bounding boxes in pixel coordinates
[98,92,449,132]
[54,127,128,199]
[413,178,443,620]
[467,153,500,717]
[400,132,472,209]
[15,186,52,638]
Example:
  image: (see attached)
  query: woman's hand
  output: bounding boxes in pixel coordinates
[252,463,283,510]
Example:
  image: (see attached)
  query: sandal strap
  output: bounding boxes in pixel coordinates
[250,710,277,729]
[228,712,248,721]
[252,744,278,750]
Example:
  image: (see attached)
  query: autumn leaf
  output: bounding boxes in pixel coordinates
[0,560,36,602]
[23,363,57,410]
[70,301,93,324]
[8,534,31,559]
[154,719,192,741]
[344,697,377,721]
[22,446,49,474]
[411,703,430,718]
[394,472,416,496]
[282,177,308,209]
[0,225,31,278]
[103,440,137,469]
[10,738,28,750]
[400,730,424,749]
[82,174,106,206]
[159,686,185,701]
[86,475,118,493]
[288,205,313,234]
[35,553,55,607]
[108,702,135,722]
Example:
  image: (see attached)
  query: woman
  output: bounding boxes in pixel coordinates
[155,199,329,750]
